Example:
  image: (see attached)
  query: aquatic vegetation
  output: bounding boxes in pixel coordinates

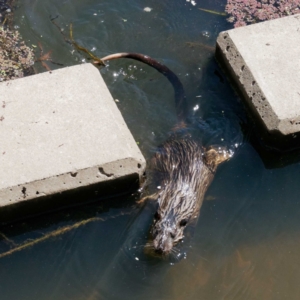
[0,26,34,81]
[0,0,35,81]
[50,17,105,66]
[69,23,105,66]
[226,0,300,27]
[35,42,63,71]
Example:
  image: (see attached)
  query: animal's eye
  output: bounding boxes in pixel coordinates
[180,219,187,227]
[154,211,161,220]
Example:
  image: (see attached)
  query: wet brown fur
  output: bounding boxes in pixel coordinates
[148,139,230,254]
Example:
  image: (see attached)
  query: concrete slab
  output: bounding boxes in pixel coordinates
[0,63,145,220]
[216,14,300,139]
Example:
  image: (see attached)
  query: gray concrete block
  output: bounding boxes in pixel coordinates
[0,63,145,217]
[216,14,300,137]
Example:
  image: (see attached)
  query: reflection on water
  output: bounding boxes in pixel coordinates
[1,0,300,299]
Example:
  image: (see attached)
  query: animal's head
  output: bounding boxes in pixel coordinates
[150,190,196,255]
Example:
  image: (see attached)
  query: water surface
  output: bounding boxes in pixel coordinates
[1,1,300,299]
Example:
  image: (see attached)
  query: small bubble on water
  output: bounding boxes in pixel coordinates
[144,7,152,12]
[191,0,197,5]
[91,47,96,52]
[157,186,161,190]
[135,257,139,261]
[202,30,210,38]
[93,13,97,16]
[193,104,199,111]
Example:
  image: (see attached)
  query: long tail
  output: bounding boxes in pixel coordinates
[100,53,188,123]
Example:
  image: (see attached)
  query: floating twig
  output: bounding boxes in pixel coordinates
[50,16,71,44]
[69,23,105,66]
[0,232,17,247]
[198,8,227,16]
[186,42,215,52]
[0,217,103,258]
[50,17,105,67]
[0,208,134,258]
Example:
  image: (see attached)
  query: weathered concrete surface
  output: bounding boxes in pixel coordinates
[0,63,145,220]
[216,14,300,138]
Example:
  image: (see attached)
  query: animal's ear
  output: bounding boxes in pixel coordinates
[204,147,231,171]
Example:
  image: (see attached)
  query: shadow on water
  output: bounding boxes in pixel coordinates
[0,192,188,300]
[1,0,300,299]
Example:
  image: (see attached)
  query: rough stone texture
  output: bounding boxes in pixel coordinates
[0,63,145,218]
[216,14,300,137]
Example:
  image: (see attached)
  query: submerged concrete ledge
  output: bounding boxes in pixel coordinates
[0,63,145,221]
[216,14,300,149]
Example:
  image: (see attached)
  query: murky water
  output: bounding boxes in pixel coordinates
[1,0,300,299]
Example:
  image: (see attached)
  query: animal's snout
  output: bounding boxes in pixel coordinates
[154,247,164,254]
[153,230,175,255]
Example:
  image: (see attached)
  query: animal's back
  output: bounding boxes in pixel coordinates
[153,138,214,220]
[148,138,230,255]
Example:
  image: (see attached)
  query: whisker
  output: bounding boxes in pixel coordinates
[171,248,181,256]
[144,242,154,249]
[171,247,180,254]
[169,251,180,263]
[133,244,146,250]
